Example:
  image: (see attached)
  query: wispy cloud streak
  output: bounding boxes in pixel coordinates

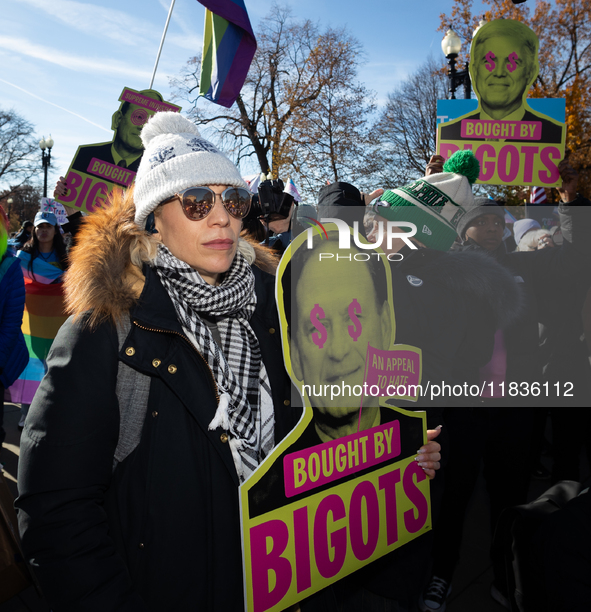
[15,0,159,47]
[0,77,112,133]
[0,36,151,80]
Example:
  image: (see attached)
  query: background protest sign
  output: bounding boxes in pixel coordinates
[55,87,181,213]
[436,19,565,187]
[40,197,68,225]
[239,227,430,612]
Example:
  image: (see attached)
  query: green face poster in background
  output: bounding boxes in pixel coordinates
[239,227,431,612]
[437,19,565,187]
[55,87,181,213]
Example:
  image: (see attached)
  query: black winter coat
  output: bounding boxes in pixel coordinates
[16,264,300,612]
[452,199,591,404]
[388,246,520,409]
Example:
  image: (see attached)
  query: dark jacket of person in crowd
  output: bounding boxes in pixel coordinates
[389,247,519,405]
[0,253,28,388]
[544,487,591,611]
[0,251,29,446]
[452,197,591,401]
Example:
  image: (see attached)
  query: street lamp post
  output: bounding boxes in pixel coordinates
[39,135,54,198]
[441,28,472,100]
[6,197,13,226]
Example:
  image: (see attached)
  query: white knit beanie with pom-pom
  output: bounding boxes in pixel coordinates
[134,112,248,228]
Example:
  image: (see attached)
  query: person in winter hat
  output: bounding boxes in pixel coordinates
[368,149,481,252]
[513,218,541,247]
[512,218,554,251]
[448,195,506,256]
[16,111,300,611]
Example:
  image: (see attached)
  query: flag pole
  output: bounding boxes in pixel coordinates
[149,0,177,89]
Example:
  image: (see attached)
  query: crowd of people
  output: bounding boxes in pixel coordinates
[0,109,590,612]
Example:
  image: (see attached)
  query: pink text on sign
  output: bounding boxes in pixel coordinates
[120,88,180,114]
[460,120,542,141]
[250,460,429,612]
[283,420,401,497]
[364,345,421,399]
[438,143,561,185]
[87,158,135,187]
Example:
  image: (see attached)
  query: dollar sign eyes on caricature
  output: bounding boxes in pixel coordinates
[310,304,327,349]
[507,52,519,72]
[348,298,362,341]
[485,51,496,72]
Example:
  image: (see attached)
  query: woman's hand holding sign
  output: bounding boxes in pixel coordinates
[54,176,68,198]
[425,155,445,177]
[416,425,442,479]
[54,177,78,217]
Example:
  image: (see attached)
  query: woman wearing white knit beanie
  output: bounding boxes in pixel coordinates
[16,111,300,611]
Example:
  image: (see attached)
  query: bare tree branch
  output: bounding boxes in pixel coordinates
[0,109,41,193]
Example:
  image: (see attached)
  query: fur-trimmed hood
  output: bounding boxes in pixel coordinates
[64,191,279,328]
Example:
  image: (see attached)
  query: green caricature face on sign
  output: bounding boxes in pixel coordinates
[239,226,430,612]
[470,21,539,120]
[56,87,182,214]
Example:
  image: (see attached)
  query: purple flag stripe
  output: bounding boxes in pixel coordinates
[198,0,257,107]
[199,0,254,35]
[217,38,254,104]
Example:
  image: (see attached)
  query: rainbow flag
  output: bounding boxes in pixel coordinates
[198,0,257,108]
[6,279,67,404]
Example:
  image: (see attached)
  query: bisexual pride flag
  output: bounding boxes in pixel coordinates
[198,0,257,108]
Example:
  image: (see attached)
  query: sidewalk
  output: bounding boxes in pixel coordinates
[1,405,588,611]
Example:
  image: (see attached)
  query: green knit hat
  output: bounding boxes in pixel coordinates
[374,150,480,251]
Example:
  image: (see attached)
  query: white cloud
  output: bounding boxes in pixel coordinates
[15,0,159,47]
[0,36,152,80]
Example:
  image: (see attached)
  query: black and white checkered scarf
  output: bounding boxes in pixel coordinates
[155,243,274,482]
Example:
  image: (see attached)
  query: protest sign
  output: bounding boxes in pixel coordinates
[364,344,422,402]
[40,198,68,225]
[55,87,181,213]
[436,19,565,187]
[240,227,430,612]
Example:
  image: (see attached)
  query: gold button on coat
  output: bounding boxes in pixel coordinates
[152,359,161,368]
[269,328,276,334]
[220,433,229,443]
[284,399,290,406]
[167,364,177,374]
[125,347,135,356]
[152,411,158,418]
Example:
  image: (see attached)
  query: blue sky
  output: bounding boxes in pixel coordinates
[1,0,489,191]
